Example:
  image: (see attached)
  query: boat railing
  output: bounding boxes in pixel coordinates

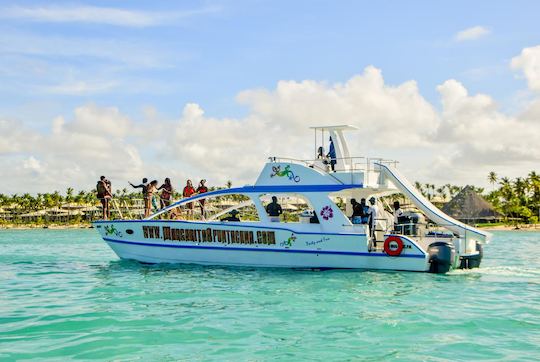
[391,222,477,253]
[269,156,398,174]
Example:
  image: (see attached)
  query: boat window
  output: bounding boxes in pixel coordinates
[198,194,260,222]
[259,194,314,223]
[328,194,347,214]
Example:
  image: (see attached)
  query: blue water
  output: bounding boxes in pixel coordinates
[0,229,539,361]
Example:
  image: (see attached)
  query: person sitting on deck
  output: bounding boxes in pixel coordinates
[317,146,325,159]
[266,196,283,222]
[96,176,112,220]
[220,209,240,222]
[129,178,150,218]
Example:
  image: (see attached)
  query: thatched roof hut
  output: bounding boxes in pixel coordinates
[442,185,502,223]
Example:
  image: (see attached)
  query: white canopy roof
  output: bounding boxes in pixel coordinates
[309,125,358,131]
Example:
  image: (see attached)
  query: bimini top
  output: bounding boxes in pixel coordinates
[309,125,359,131]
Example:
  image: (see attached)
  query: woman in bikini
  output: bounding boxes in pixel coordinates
[147,180,159,215]
[96,176,112,220]
[158,178,174,218]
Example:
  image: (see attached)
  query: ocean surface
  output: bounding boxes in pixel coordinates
[0,229,539,361]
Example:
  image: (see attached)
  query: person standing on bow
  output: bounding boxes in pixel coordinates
[158,178,174,209]
[148,180,159,215]
[96,176,112,220]
[196,179,208,219]
[129,178,149,218]
[183,179,196,219]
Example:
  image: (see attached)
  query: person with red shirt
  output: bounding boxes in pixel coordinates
[196,179,208,218]
[183,179,196,219]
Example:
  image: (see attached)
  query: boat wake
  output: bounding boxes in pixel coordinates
[449,265,540,280]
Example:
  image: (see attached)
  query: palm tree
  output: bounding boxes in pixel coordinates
[436,187,447,201]
[75,190,86,205]
[514,177,528,206]
[66,187,74,202]
[414,182,425,196]
[226,180,232,189]
[528,171,540,206]
[488,171,497,191]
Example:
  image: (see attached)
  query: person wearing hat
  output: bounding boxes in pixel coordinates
[393,201,404,229]
[367,196,379,247]
[220,209,240,222]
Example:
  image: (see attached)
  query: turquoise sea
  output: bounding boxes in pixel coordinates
[0,229,539,361]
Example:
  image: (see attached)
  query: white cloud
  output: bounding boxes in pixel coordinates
[0,5,220,27]
[22,156,43,174]
[454,26,490,42]
[237,66,440,146]
[0,32,179,68]
[511,45,540,91]
[435,79,540,163]
[0,119,39,154]
[4,50,540,194]
[0,106,147,194]
[43,80,119,95]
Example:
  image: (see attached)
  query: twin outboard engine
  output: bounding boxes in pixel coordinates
[428,241,455,274]
[459,243,483,269]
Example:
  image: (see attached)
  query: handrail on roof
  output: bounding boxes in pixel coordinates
[269,156,398,172]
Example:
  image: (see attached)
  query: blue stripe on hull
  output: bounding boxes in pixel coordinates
[95,219,367,237]
[103,237,426,259]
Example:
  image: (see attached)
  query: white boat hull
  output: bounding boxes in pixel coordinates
[95,220,430,272]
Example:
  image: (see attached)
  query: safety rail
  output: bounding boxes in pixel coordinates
[269,156,398,173]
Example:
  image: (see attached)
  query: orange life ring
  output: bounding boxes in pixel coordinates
[384,236,404,256]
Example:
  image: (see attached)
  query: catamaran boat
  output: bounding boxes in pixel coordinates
[94,125,489,273]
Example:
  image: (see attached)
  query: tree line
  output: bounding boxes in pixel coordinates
[1,172,539,224]
[0,181,237,213]
[484,171,540,223]
[413,171,539,223]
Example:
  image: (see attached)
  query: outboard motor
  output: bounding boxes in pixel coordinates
[459,242,483,269]
[428,241,455,274]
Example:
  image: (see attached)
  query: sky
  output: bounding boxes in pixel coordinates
[1,0,540,194]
